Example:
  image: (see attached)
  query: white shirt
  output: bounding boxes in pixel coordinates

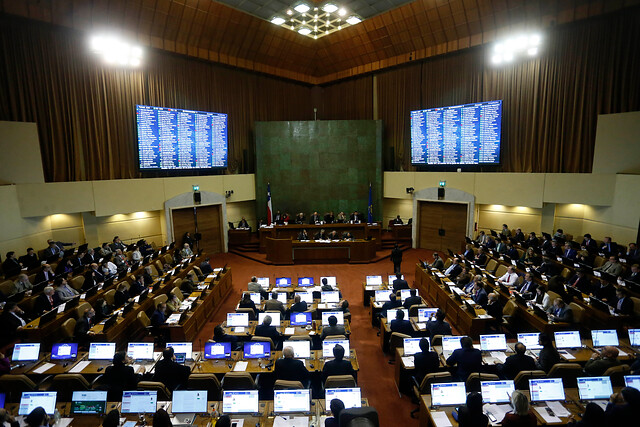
[499,272,518,286]
[11,311,26,327]
[538,293,551,310]
[106,261,118,275]
[444,264,457,276]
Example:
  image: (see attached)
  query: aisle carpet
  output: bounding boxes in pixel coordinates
[194,248,435,426]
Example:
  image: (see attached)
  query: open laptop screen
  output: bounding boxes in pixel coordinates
[365,276,382,286]
[430,383,467,406]
[554,331,582,349]
[624,375,640,391]
[388,274,405,283]
[274,389,310,413]
[127,342,154,360]
[172,390,208,413]
[204,342,232,359]
[294,292,314,304]
[227,312,249,327]
[283,340,311,359]
[591,329,619,347]
[167,342,193,360]
[529,378,565,402]
[290,312,312,326]
[121,391,157,414]
[577,377,613,400]
[480,334,507,351]
[321,276,337,287]
[51,343,78,360]
[629,329,640,347]
[400,288,418,302]
[481,381,515,404]
[275,277,292,287]
[321,291,340,303]
[248,293,261,305]
[256,277,269,287]
[418,308,438,323]
[71,391,108,415]
[517,333,542,350]
[19,392,57,415]
[258,312,281,325]
[297,277,314,286]
[88,342,115,360]
[403,338,424,355]
[386,308,409,320]
[325,388,362,409]
[243,341,270,359]
[12,343,40,362]
[375,290,393,302]
[222,390,259,414]
[322,340,350,358]
[322,311,345,325]
[442,336,465,353]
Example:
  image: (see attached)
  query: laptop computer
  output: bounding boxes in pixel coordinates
[226,313,249,328]
[325,388,362,409]
[517,332,542,356]
[71,390,108,415]
[480,334,508,351]
[171,390,207,424]
[322,339,350,358]
[51,343,78,361]
[403,337,424,355]
[121,391,158,414]
[256,277,269,288]
[481,380,515,404]
[248,293,261,305]
[274,389,310,414]
[400,288,418,302]
[297,277,314,287]
[258,311,281,325]
[629,329,640,348]
[282,340,311,359]
[88,342,116,360]
[430,383,467,407]
[591,329,619,348]
[365,276,383,286]
[321,291,340,303]
[322,311,345,325]
[386,308,409,320]
[554,331,582,349]
[388,274,404,283]
[294,292,314,304]
[577,377,613,407]
[290,312,312,326]
[441,336,465,359]
[222,390,259,414]
[321,276,337,287]
[18,391,57,415]
[243,341,271,359]
[167,342,193,360]
[624,375,640,391]
[275,277,292,287]
[204,342,232,359]
[374,290,393,302]
[127,342,155,362]
[529,378,566,402]
[417,308,438,323]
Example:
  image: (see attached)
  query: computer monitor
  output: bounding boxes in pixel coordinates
[18,392,57,415]
[294,292,314,304]
[297,277,314,287]
[481,381,515,404]
[12,343,40,362]
[321,276,337,287]
[577,377,613,400]
[226,312,249,327]
[374,290,393,302]
[283,340,311,359]
[591,329,619,347]
[430,383,467,406]
[442,336,465,353]
[222,390,259,414]
[480,334,508,351]
[290,312,312,326]
[554,331,582,349]
[388,274,405,283]
[121,391,158,414]
[624,375,640,391]
[417,308,438,323]
[167,342,193,360]
[386,308,409,320]
[274,389,310,413]
[529,378,566,402]
[71,391,108,415]
[322,339,350,358]
[258,312,281,325]
[171,390,208,413]
[256,277,269,287]
[517,333,542,350]
[365,276,382,286]
[321,311,345,325]
[127,342,154,360]
[325,388,362,409]
[275,292,288,303]
[248,292,261,305]
[51,343,78,360]
[400,288,418,302]
[204,342,232,359]
[403,338,425,355]
[88,342,116,360]
[321,291,340,303]
[0,393,4,409]
[629,329,640,347]
[275,277,292,287]
[243,341,270,359]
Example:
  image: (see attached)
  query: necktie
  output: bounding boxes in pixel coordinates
[573,277,580,287]
[507,274,511,283]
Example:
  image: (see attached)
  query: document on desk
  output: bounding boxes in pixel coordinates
[546,401,571,417]
[53,418,73,427]
[32,362,56,374]
[534,406,561,423]
[618,349,628,357]
[483,403,510,423]
[166,313,181,324]
[558,350,576,360]
[234,327,245,333]
[401,356,414,368]
[229,420,244,427]
[477,314,492,319]
[490,352,507,363]
[416,322,426,330]
[131,364,142,373]
[273,416,309,427]
[233,361,248,372]
[284,327,295,335]
[69,361,91,373]
[431,411,453,427]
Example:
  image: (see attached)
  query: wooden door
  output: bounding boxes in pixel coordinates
[418,201,467,252]
[172,205,224,254]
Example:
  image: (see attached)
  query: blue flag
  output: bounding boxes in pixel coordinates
[368,182,373,223]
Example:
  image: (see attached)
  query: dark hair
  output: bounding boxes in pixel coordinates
[460,336,473,349]
[436,309,446,322]
[579,402,604,426]
[466,391,483,414]
[152,408,172,427]
[514,342,526,354]
[6,251,14,258]
[395,310,405,320]
[410,289,417,296]
[328,315,338,326]
[54,277,64,287]
[163,347,174,359]
[539,333,553,347]
[102,409,120,427]
[27,247,34,252]
[214,325,225,338]
[4,302,17,311]
[419,338,430,352]
[621,386,640,405]
[330,398,346,419]
[113,351,126,366]
[332,344,345,360]
[25,407,47,427]
[216,415,232,427]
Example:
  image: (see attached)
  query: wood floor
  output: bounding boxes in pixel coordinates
[194,247,436,426]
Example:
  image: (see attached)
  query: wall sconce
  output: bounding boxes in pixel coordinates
[406,187,414,194]
[225,190,234,198]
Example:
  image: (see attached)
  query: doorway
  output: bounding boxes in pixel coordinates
[418,201,468,253]
[171,205,224,254]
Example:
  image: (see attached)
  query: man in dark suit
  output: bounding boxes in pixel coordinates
[110,236,126,253]
[474,249,488,267]
[624,264,640,284]
[103,352,141,399]
[446,336,482,381]
[499,342,536,380]
[592,279,616,303]
[34,264,55,285]
[254,315,282,347]
[623,243,640,264]
[34,286,61,315]
[403,289,422,309]
[314,229,328,240]
[19,248,39,270]
[350,211,362,223]
[2,252,22,277]
[324,211,335,224]
[601,237,618,256]
[297,229,310,240]
[547,298,573,323]
[505,244,519,261]
[238,217,250,229]
[43,240,63,259]
[430,253,444,270]
[614,288,634,315]
[517,272,538,299]
[426,309,452,338]
[290,295,307,314]
[391,244,403,274]
[274,346,309,386]
[74,308,95,348]
[514,228,525,242]
[321,315,346,340]
[472,282,488,308]
[444,257,462,279]
[392,215,403,225]
[562,242,577,260]
[82,249,98,265]
[381,294,401,317]
[389,309,413,336]
[129,275,145,296]
[199,257,213,275]
[536,256,557,276]
[0,302,27,347]
[150,303,167,328]
[413,338,439,383]
[485,293,503,322]
[566,270,592,294]
[153,347,191,391]
[525,232,540,248]
[392,273,409,293]
[581,233,597,253]
[309,211,321,224]
[322,344,356,382]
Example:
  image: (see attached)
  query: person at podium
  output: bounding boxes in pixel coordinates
[392,215,403,225]
[238,217,249,229]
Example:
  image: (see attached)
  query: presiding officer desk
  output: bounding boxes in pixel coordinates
[266,237,377,264]
[259,223,382,252]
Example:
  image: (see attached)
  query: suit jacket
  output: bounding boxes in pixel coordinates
[254,324,281,344]
[475,253,488,266]
[615,296,634,315]
[517,280,538,297]
[129,281,145,296]
[601,242,618,255]
[274,357,309,384]
[290,301,307,314]
[426,320,452,338]
[625,270,640,284]
[537,345,561,373]
[35,269,55,285]
[321,324,346,340]
[149,310,166,328]
[485,301,503,321]
[563,248,577,259]
[74,316,93,342]
[392,279,409,293]
[114,290,130,308]
[103,364,139,398]
[463,249,475,261]
[506,248,519,260]
[1,258,21,277]
[390,248,403,263]
[551,305,573,323]
[598,261,623,277]
[581,239,597,252]
[0,311,26,346]
[19,253,39,270]
[456,406,489,427]
[472,288,488,307]
[43,246,61,259]
[34,292,61,315]
[446,263,462,279]
[526,237,539,248]
[567,275,592,294]
[56,284,78,302]
[200,262,213,275]
[238,300,257,314]
[82,253,97,265]
[413,351,440,382]
[431,258,444,270]
[584,357,621,376]
[403,296,422,309]
[390,319,413,336]
[455,272,471,287]
[594,283,616,302]
[514,231,525,242]
[309,214,321,224]
[446,348,482,381]
[322,358,355,382]
[502,353,536,379]
[264,299,285,313]
[381,300,401,314]
[153,358,191,390]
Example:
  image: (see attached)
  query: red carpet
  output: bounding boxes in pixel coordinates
[195,248,435,426]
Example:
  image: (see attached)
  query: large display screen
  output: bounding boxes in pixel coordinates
[136,104,228,170]
[410,100,502,166]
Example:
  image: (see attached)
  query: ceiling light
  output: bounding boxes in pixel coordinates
[298,27,312,35]
[503,52,514,62]
[491,55,502,64]
[529,34,541,45]
[294,3,310,13]
[527,47,538,56]
[286,9,293,15]
[491,32,542,66]
[90,34,143,67]
[338,8,347,16]
[322,4,338,13]
[271,17,286,25]
[346,16,361,25]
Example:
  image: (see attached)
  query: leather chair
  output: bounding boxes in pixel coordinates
[138,381,171,401]
[0,374,39,402]
[568,302,584,324]
[430,335,443,348]
[75,302,92,319]
[187,373,222,401]
[547,363,583,388]
[324,335,347,341]
[339,407,379,427]
[410,372,452,418]
[102,289,116,306]
[324,375,356,389]
[236,307,256,321]
[288,335,312,342]
[49,374,91,401]
[388,332,411,363]
[60,318,76,341]
[154,294,168,308]
[513,370,546,390]
[408,304,428,318]
[466,373,499,392]
[221,372,256,390]
[171,286,184,301]
[603,364,630,387]
[70,275,85,291]
[485,259,499,274]
[251,335,275,350]
[274,380,304,389]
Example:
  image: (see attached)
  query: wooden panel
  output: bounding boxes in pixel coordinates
[418,201,442,250]
[195,204,223,255]
[172,206,196,251]
[418,201,468,252]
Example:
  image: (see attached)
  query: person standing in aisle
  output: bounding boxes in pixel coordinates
[391,243,403,274]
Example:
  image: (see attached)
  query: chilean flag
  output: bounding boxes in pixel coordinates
[266,182,273,226]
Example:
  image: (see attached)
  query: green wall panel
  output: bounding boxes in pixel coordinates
[255,120,382,223]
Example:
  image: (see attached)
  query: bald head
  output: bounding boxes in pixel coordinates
[283,346,294,358]
[602,346,619,359]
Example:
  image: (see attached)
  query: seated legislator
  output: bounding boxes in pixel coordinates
[321,315,346,340]
[525,232,540,248]
[264,292,285,314]
[180,272,198,296]
[166,294,181,313]
[153,347,191,391]
[248,276,266,293]
[547,298,573,323]
[426,309,452,338]
[389,309,413,336]
[563,242,577,260]
[102,352,142,399]
[129,275,146,296]
[55,258,74,276]
[534,286,552,311]
[327,230,339,240]
[114,283,131,308]
[74,308,96,348]
[99,242,112,257]
[413,338,439,383]
[142,266,154,286]
[614,288,634,315]
[43,240,62,259]
[444,258,462,279]
[392,215,403,225]
[350,211,362,223]
[34,286,61,315]
[463,244,475,261]
[624,263,640,284]
[430,253,444,270]
[505,244,519,261]
[499,342,536,380]
[0,302,27,347]
[595,256,623,277]
[391,273,409,293]
[454,391,488,427]
[254,315,282,347]
[334,211,345,223]
[110,236,126,253]
[238,216,250,229]
[324,211,335,224]
[497,266,518,287]
[536,333,561,373]
[150,303,167,328]
[19,248,39,270]
[341,231,354,240]
[601,237,618,256]
[309,211,321,224]
[180,243,193,259]
[200,257,213,275]
[34,263,55,285]
[566,269,592,294]
[289,295,307,314]
[455,266,471,288]
[514,228,525,242]
[2,252,22,278]
[485,293,503,322]
[501,390,537,427]
[274,346,309,386]
[380,294,401,316]
[294,212,305,224]
[471,282,489,308]
[517,273,537,299]
[474,248,488,267]
[325,399,345,427]
[213,325,239,350]
[238,293,257,315]
[604,387,640,425]
[54,277,79,302]
[521,247,541,267]
[322,344,356,382]
[584,346,621,376]
[446,336,482,381]
[592,279,616,303]
[314,229,328,240]
[297,229,310,240]
[403,289,422,309]
[13,274,34,294]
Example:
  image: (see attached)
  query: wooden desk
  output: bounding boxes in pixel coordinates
[228,228,252,245]
[391,224,412,240]
[259,223,382,252]
[266,238,377,264]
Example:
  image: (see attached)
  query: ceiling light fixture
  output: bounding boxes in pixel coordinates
[298,27,311,35]
[490,32,542,66]
[269,2,364,39]
[322,4,338,13]
[271,17,286,25]
[293,3,310,13]
[338,8,347,16]
[90,35,143,67]
[346,16,361,25]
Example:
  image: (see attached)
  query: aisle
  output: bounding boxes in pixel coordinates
[195,248,435,426]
